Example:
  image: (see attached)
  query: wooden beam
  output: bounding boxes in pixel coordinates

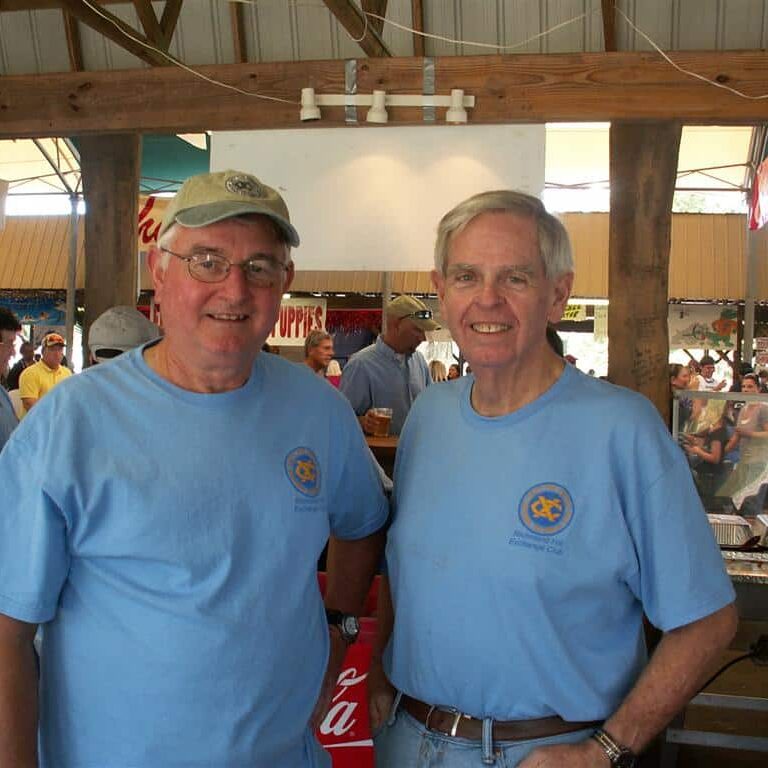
[2,51,768,138]
[601,0,617,52]
[607,121,682,418]
[322,0,392,57]
[63,10,84,72]
[230,0,247,64]
[411,0,424,57]
[159,0,184,50]
[59,0,170,67]
[131,0,164,46]
[361,0,387,37]
[79,133,141,358]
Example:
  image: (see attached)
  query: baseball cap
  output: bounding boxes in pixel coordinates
[387,296,440,332]
[42,333,65,348]
[158,170,300,247]
[88,306,161,362]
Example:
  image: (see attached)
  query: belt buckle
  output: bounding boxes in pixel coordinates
[425,704,466,738]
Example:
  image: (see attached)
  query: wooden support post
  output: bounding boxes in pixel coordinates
[608,122,682,423]
[79,133,141,360]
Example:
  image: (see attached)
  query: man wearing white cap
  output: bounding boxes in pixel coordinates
[340,294,440,436]
[87,305,161,364]
[0,170,387,767]
[18,331,72,415]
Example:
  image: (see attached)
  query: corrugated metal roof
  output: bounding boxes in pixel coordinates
[2,1,768,77]
[0,211,757,300]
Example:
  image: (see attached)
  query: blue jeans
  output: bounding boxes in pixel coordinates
[374,708,595,768]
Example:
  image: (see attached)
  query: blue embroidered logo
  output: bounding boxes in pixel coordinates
[285,447,321,497]
[519,483,574,536]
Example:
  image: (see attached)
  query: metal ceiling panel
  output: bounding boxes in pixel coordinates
[0,10,38,75]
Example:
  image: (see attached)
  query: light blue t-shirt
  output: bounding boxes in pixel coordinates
[0,387,17,451]
[385,366,734,722]
[0,346,388,768]
[340,336,430,435]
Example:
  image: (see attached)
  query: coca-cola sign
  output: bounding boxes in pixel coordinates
[316,644,374,767]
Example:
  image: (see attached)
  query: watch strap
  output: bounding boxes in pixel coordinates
[591,728,637,767]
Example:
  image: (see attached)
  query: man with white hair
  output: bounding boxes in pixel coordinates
[0,170,387,767]
[369,190,736,768]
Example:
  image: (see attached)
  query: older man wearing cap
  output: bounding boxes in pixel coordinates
[18,331,72,415]
[0,170,387,768]
[340,295,440,436]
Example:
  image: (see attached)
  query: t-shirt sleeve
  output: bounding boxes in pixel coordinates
[0,430,71,623]
[622,420,735,632]
[326,399,389,540]
[18,366,38,400]
[338,359,372,417]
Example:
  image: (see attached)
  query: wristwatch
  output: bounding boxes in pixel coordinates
[325,609,360,644]
[591,728,638,768]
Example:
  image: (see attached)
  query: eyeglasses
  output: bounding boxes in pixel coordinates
[161,249,289,288]
[405,309,433,321]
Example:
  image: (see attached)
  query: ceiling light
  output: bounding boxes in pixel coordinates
[300,88,321,122]
[445,89,468,124]
[366,90,388,124]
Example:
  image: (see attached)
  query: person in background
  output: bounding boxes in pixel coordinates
[340,295,439,436]
[428,359,447,382]
[758,368,768,393]
[0,169,388,768]
[697,354,726,392]
[88,305,161,364]
[0,307,21,449]
[447,363,461,380]
[304,329,334,377]
[719,373,768,517]
[369,189,736,768]
[669,362,693,434]
[683,413,728,510]
[18,332,72,416]
[6,341,34,391]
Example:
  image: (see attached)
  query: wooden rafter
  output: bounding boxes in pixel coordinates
[230,1,248,64]
[411,0,424,57]
[321,0,392,57]
[159,0,184,50]
[59,0,170,67]
[2,51,768,138]
[131,0,164,46]
[62,10,84,71]
[361,0,387,37]
[601,0,617,52]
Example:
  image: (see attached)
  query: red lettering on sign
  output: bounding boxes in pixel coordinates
[137,197,161,245]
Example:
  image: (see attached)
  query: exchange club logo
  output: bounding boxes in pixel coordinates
[519,483,574,536]
[285,447,321,497]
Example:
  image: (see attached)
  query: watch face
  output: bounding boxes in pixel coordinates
[341,615,360,639]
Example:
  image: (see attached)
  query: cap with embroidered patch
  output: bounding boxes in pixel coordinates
[386,295,440,332]
[158,170,300,247]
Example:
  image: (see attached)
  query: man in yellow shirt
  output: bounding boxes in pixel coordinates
[19,333,72,416]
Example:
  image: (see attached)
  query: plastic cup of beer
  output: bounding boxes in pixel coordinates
[371,407,393,437]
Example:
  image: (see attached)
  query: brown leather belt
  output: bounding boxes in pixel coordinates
[402,694,600,742]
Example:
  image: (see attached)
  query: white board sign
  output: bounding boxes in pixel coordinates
[268,297,326,347]
[211,125,544,271]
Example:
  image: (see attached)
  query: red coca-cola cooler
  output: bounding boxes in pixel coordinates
[316,618,377,768]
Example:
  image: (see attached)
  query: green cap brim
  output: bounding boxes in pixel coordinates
[174,200,300,247]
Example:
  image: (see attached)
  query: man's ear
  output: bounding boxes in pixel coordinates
[547,271,574,325]
[147,247,167,303]
[431,269,446,311]
[282,260,295,293]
